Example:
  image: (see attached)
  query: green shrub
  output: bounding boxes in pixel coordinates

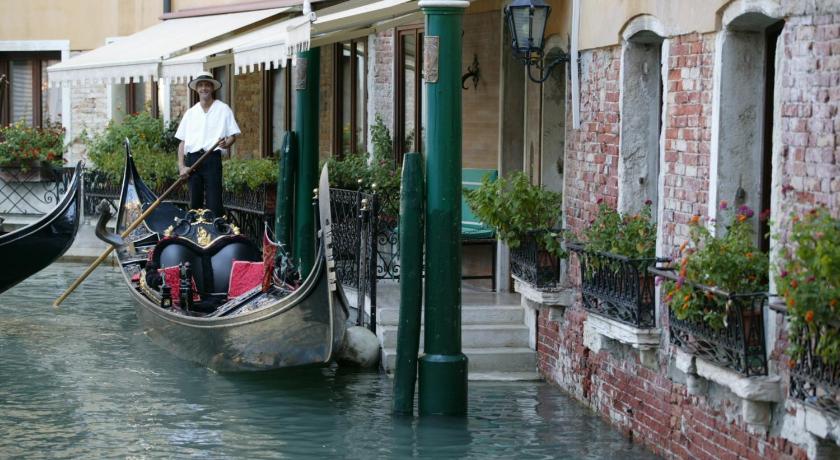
[223,157,279,192]
[582,201,657,259]
[464,171,564,257]
[777,208,840,364]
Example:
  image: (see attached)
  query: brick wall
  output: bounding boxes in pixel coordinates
[776,13,840,221]
[562,48,621,238]
[537,302,807,459]
[170,82,189,122]
[660,33,715,257]
[538,26,827,459]
[68,80,108,160]
[233,70,262,159]
[369,30,394,152]
[319,45,333,160]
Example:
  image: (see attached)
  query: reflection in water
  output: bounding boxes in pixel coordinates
[0,263,656,458]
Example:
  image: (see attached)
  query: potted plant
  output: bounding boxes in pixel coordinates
[463,171,564,288]
[654,202,770,375]
[567,200,659,327]
[777,208,840,408]
[0,121,65,181]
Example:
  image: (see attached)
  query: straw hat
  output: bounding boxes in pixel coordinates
[188,71,221,91]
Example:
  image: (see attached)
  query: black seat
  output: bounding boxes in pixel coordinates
[153,236,261,296]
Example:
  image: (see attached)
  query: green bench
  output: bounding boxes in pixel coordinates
[462,168,497,291]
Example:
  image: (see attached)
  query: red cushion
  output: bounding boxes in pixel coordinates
[159,266,200,307]
[228,261,264,298]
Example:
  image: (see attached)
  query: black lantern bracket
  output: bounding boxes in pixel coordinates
[461,54,480,90]
[505,0,570,84]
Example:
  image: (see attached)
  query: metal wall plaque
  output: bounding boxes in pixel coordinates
[294,56,307,90]
[423,35,439,83]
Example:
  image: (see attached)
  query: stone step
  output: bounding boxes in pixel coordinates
[377,305,524,326]
[378,324,530,349]
[381,347,537,374]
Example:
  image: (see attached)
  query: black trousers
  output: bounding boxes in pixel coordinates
[184,149,223,218]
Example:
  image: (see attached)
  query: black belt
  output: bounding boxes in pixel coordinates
[188,149,221,156]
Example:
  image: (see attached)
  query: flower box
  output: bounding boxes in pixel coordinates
[511,230,563,290]
[651,266,768,376]
[569,242,660,328]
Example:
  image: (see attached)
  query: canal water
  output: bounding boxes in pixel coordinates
[0,262,656,459]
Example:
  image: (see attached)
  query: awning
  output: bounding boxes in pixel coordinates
[47,8,287,87]
[161,19,291,84]
[234,0,420,75]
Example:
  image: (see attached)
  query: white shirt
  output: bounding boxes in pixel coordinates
[175,100,241,153]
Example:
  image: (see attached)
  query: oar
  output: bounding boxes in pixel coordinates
[53,139,224,307]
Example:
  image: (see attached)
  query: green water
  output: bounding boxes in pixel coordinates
[0,262,656,459]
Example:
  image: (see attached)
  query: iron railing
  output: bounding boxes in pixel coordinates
[569,242,660,328]
[510,231,563,290]
[651,267,768,376]
[0,165,74,215]
[373,190,400,280]
[782,307,840,417]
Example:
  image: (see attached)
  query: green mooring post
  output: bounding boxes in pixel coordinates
[392,153,424,415]
[275,131,297,250]
[418,0,469,416]
[293,48,320,277]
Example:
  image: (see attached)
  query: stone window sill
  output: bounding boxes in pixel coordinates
[674,349,781,430]
[513,276,576,309]
[793,402,840,443]
[583,312,660,368]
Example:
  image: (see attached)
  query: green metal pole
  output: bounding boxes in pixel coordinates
[293,48,320,277]
[418,0,469,416]
[392,152,424,415]
[275,131,297,250]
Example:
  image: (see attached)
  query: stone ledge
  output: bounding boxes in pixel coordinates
[794,402,840,443]
[674,349,782,401]
[513,276,576,308]
[673,349,782,429]
[583,313,660,350]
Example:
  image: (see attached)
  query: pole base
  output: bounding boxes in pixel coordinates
[418,353,468,415]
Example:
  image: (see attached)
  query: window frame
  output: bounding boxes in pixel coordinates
[332,39,368,158]
[0,51,61,127]
[394,25,424,164]
[264,63,294,157]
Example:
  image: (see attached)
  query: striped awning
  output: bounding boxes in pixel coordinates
[47,8,287,87]
[234,0,421,75]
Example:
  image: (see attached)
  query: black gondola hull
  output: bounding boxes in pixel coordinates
[0,164,82,294]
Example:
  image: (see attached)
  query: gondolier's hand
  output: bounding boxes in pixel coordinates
[179,164,190,178]
[218,135,235,149]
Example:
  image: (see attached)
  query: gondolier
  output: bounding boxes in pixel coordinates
[176,71,240,218]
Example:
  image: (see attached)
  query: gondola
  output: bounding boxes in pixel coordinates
[0,162,83,294]
[95,145,348,371]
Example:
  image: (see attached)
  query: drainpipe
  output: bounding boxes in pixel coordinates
[417,0,469,416]
[293,49,320,277]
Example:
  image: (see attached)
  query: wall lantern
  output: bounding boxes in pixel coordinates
[504,0,569,84]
